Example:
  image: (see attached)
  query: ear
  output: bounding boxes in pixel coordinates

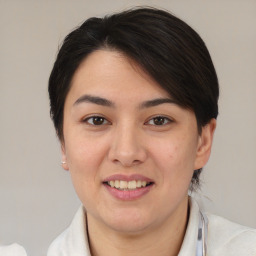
[61,142,69,171]
[194,118,216,170]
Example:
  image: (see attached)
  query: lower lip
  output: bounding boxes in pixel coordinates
[103,184,153,201]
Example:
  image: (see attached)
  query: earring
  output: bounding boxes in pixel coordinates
[61,161,66,164]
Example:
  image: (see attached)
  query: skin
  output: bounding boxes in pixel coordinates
[61,50,216,256]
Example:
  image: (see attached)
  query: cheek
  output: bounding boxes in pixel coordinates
[151,135,198,180]
[66,132,108,167]
[64,136,108,192]
[65,142,102,207]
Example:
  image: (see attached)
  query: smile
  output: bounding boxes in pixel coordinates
[105,180,153,190]
[103,174,154,200]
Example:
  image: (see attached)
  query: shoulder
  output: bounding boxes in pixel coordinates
[206,213,256,255]
[47,205,91,256]
[47,228,70,256]
[0,243,27,256]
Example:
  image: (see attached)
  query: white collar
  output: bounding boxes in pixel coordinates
[47,197,202,256]
[178,197,201,255]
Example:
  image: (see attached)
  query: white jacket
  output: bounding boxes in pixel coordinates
[0,244,27,256]
[47,198,256,256]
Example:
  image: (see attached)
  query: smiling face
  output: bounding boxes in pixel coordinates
[61,50,215,234]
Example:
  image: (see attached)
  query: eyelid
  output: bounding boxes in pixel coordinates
[81,114,173,126]
[82,115,111,125]
[145,115,173,126]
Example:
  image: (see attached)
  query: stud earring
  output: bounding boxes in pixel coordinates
[61,161,66,164]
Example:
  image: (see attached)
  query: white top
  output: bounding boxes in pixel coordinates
[0,244,27,256]
[47,198,256,256]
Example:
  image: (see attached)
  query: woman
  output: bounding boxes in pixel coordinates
[47,7,256,256]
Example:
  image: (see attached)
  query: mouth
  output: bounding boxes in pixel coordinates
[102,175,154,200]
[103,180,154,190]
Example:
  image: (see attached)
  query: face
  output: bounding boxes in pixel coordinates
[61,50,215,234]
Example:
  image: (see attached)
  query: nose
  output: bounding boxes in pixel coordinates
[108,123,147,167]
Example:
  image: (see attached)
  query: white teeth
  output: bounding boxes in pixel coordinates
[114,180,119,188]
[107,180,151,190]
[141,181,147,187]
[128,180,136,189]
[119,180,128,189]
[137,180,142,187]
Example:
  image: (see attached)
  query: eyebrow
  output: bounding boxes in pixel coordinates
[139,98,177,108]
[73,94,176,108]
[73,95,115,107]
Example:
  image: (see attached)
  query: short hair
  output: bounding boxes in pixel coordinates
[48,7,219,191]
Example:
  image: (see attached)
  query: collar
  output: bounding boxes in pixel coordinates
[47,197,202,256]
[178,197,201,256]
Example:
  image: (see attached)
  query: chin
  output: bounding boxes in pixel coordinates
[101,208,155,234]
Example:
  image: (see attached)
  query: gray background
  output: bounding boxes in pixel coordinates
[0,0,255,255]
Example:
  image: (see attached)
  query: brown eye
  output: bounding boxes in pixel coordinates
[147,116,171,126]
[85,116,109,125]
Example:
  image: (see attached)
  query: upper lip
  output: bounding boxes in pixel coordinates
[103,174,154,183]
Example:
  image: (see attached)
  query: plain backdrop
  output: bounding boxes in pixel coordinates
[0,0,255,255]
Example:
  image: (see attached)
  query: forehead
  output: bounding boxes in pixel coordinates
[68,49,171,102]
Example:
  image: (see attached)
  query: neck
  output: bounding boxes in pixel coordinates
[86,197,189,256]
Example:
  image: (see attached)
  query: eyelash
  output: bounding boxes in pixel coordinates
[83,116,111,126]
[145,116,172,126]
[82,115,172,126]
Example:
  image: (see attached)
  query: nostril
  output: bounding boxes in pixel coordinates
[111,158,142,167]
[108,140,147,166]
